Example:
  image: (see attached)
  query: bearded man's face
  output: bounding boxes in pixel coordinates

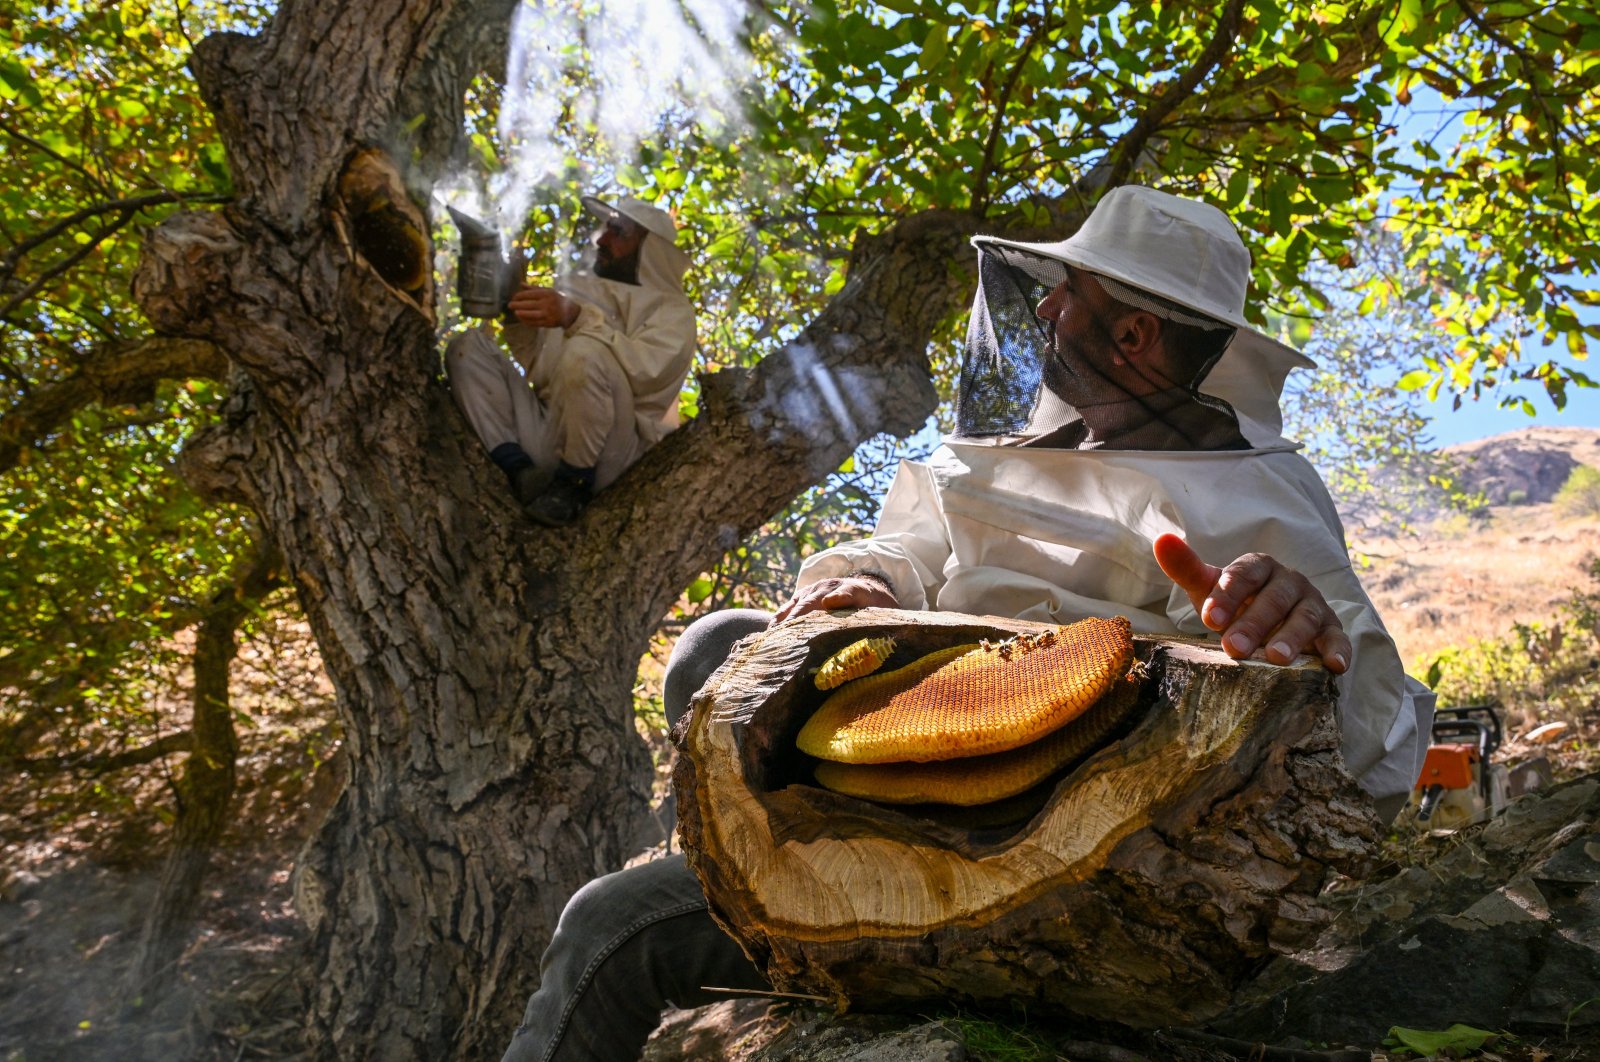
[594,219,645,284]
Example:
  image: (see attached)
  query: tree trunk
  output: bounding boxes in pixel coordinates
[674,608,1382,1027]
[124,538,280,1001]
[126,4,977,1054]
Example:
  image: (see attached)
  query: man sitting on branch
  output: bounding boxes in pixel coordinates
[446,194,696,526]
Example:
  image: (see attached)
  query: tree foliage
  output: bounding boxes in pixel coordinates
[1284,228,1489,537]
[1,0,266,762]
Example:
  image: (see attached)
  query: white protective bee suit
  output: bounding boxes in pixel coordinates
[446,207,696,489]
[796,191,1429,807]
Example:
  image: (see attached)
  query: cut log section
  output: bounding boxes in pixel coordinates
[673,608,1382,1028]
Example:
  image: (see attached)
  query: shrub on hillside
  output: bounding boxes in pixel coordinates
[1423,554,1600,735]
[1554,465,1600,519]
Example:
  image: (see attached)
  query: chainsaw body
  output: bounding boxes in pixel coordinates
[1407,704,1512,830]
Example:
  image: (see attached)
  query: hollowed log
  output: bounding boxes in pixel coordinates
[673,608,1381,1027]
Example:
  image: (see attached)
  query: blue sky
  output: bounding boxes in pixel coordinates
[1424,383,1600,447]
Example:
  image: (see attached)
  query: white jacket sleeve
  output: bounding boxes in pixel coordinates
[1161,455,1424,801]
[566,294,696,398]
[795,459,951,610]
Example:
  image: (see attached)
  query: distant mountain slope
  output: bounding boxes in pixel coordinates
[1443,426,1600,505]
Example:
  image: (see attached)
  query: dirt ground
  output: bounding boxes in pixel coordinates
[0,630,340,1061]
[1355,502,1600,676]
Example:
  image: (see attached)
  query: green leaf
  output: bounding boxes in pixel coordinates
[686,576,714,604]
[1225,167,1250,208]
[1384,1024,1497,1057]
[1396,369,1432,391]
[921,24,949,72]
[0,57,44,107]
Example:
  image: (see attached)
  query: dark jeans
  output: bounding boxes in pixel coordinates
[502,610,772,1062]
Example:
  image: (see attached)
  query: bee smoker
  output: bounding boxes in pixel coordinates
[448,207,521,318]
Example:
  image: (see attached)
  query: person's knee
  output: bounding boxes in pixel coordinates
[550,342,621,398]
[444,328,501,380]
[663,610,772,728]
[553,870,633,946]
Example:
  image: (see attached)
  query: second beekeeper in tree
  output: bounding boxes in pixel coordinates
[446,194,696,526]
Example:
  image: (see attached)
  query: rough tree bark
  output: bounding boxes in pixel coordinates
[123,537,281,1001]
[676,609,1381,1025]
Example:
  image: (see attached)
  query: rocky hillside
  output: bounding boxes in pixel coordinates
[1442,425,1600,505]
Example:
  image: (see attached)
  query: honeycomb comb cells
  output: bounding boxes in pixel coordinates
[812,672,1143,805]
[796,616,1134,765]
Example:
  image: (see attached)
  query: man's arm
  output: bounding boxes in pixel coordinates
[1153,533,1351,672]
[563,291,696,397]
[781,457,955,620]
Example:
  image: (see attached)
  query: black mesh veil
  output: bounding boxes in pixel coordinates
[954,244,1248,450]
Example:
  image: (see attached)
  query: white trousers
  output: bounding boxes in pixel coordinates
[444,329,643,489]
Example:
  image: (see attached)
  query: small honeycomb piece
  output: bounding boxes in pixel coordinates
[814,636,897,690]
[796,616,1133,765]
[812,673,1141,805]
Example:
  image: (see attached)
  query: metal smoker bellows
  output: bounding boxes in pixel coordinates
[448,207,520,318]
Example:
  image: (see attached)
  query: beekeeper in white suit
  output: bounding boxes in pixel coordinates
[497,186,1430,1062]
[446,194,696,526]
[783,185,1427,813]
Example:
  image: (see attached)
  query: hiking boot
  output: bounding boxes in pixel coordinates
[510,465,553,507]
[525,477,592,527]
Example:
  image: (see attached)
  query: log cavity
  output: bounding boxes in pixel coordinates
[742,623,1155,856]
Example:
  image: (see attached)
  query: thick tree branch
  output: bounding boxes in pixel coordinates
[582,194,1099,637]
[0,336,225,474]
[1098,0,1246,194]
[12,730,195,775]
[971,15,1049,213]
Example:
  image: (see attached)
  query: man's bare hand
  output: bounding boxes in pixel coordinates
[772,576,898,624]
[1153,533,1350,673]
[508,286,579,329]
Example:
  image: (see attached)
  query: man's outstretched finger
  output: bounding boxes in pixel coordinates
[1152,534,1219,600]
[1153,534,1240,630]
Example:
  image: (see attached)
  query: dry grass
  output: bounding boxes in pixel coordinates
[1354,503,1600,675]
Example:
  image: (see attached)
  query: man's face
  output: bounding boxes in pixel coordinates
[594,217,645,283]
[1034,266,1128,387]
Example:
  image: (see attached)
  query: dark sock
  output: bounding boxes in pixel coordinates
[556,462,596,490]
[489,443,535,480]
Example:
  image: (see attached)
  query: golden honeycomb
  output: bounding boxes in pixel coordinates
[812,673,1141,805]
[796,615,1133,765]
[814,636,897,690]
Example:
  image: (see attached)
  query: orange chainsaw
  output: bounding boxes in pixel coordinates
[1407,704,1551,830]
